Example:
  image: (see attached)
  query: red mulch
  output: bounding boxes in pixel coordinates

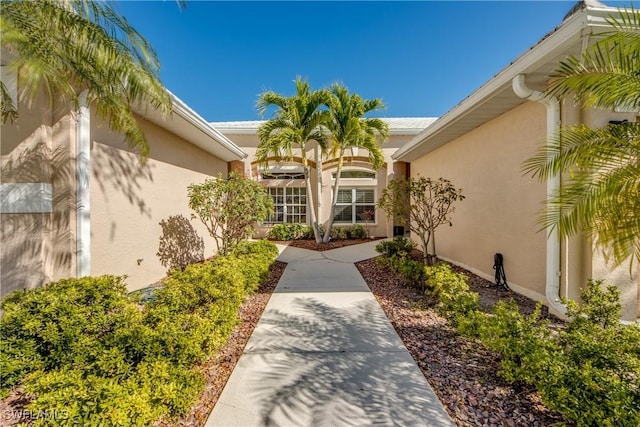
[271,237,383,251]
[159,261,286,426]
[355,256,567,427]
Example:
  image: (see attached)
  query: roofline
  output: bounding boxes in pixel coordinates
[168,92,247,160]
[134,92,247,162]
[211,118,438,137]
[392,4,616,161]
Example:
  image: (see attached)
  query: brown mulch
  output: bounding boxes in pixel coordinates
[355,256,567,427]
[271,237,383,251]
[0,261,286,427]
[3,242,570,427]
[159,260,286,426]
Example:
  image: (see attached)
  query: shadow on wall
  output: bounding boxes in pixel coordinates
[1,142,74,298]
[91,142,154,218]
[156,214,204,272]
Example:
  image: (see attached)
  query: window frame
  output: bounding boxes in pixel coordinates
[333,187,377,225]
[264,186,308,224]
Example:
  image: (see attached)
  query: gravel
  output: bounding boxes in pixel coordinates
[160,261,286,426]
[355,256,568,427]
[3,241,569,426]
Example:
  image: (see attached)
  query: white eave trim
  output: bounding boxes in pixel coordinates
[168,92,247,160]
[134,91,247,162]
[392,5,617,162]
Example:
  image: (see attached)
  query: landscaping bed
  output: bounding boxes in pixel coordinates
[273,237,383,251]
[159,260,286,426]
[0,241,283,427]
[355,256,568,427]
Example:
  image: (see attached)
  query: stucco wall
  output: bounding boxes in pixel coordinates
[410,102,548,302]
[235,136,401,239]
[0,87,77,298]
[90,114,228,291]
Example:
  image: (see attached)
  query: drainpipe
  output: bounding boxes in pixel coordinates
[512,74,567,315]
[76,90,91,277]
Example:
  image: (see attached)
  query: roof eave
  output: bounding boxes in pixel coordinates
[392,5,616,162]
[135,92,248,162]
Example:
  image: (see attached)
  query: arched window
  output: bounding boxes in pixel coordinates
[331,169,376,180]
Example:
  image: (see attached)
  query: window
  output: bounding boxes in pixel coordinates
[334,188,375,224]
[266,187,307,223]
[331,170,376,179]
[260,165,305,180]
[261,172,305,180]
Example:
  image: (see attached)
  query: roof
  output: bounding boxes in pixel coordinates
[210,117,438,136]
[136,92,247,162]
[393,2,619,162]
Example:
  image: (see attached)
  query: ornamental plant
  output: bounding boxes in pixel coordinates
[379,176,464,264]
[187,172,273,255]
[0,241,279,425]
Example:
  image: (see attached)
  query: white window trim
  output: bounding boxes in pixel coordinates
[333,187,377,225]
[330,168,377,181]
[265,186,308,224]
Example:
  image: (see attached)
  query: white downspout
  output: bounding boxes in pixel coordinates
[76,90,91,277]
[512,74,567,315]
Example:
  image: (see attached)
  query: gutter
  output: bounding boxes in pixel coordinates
[512,74,567,316]
[392,5,614,162]
[169,92,247,160]
[76,90,91,277]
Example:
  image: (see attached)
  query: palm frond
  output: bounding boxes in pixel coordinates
[525,121,640,266]
[1,0,173,155]
[547,7,640,111]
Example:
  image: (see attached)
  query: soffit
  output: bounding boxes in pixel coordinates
[135,93,247,162]
[393,5,617,162]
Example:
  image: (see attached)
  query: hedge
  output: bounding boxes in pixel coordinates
[0,240,278,426]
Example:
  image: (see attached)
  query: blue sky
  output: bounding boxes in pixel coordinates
[117,1,629,122]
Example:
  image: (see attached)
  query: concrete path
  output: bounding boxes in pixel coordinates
[205,241,454,427]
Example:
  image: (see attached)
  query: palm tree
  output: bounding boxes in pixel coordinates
[256,77,331,243]
[1,0,179,157]
[523,7,640,266]
[322,83,388,242]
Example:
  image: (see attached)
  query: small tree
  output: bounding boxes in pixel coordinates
[379,176,464,265]
[187,172,273,255]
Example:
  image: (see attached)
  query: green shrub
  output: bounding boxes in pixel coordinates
[426,263,479,325]
[471,301,557,384]
[0,243,279,424]
[267,223,311,241]
[0,276,134,394]
[452,279,640,427]
[349,224,368,239]
[375,236,416,258]
[329,224,368,240]
[536,281,640,426]
[330,226,349,240]
[230,240,279,293]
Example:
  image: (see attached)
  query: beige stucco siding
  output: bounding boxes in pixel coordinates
[1,89,76,297]
[90,115,227,290]
[410,102,548,301]
[239,139,398,239]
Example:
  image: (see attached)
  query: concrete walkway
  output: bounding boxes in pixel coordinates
[205,241,454,427]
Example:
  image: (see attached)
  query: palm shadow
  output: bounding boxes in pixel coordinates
[246,297,452,427]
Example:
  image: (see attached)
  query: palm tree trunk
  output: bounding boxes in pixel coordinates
[304,165,322,243]
[323,157,343,242]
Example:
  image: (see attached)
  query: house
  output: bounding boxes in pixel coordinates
[0,73,246,296]
[211,118,436,239]
[392,1,639,321]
